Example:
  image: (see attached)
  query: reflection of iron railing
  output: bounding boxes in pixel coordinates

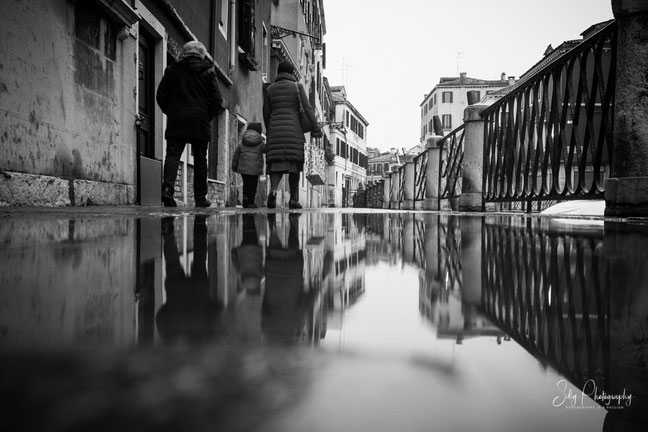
[438,216,462,299]
[414,150,428,202]
[483,21,617,204]
[439,125,465,207]
[481,221,610,393]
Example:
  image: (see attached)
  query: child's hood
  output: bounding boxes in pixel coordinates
[242,130,263,147]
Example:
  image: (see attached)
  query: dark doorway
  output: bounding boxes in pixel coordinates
[137,29,162,205]
[138,31,155,159]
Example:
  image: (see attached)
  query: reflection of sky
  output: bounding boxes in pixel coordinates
[317,258,606,432]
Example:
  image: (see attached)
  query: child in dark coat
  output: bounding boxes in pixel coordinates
[231,122,266,208]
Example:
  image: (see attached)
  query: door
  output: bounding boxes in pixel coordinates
[137,30,161,205]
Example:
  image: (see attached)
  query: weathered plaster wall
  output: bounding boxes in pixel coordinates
[0,0,137,205]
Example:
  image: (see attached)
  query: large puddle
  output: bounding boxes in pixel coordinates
[1,211,646,431]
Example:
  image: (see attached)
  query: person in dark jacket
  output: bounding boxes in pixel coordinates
[263,61,322,209]
[231,122,265,208]
[157,40,223,208]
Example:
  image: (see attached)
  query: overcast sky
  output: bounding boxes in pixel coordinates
[322,0,614,152]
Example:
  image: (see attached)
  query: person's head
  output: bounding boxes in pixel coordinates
[277,60,295,75]
[180,40,207,59]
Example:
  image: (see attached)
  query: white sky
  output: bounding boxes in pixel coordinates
[322,0,614,152]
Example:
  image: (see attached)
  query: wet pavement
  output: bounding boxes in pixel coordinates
[1,206,647,431]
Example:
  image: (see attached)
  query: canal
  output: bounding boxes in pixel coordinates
[0,209,646,431]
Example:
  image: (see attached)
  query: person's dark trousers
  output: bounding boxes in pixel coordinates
[241,174,259,204]
[163,139,209,200]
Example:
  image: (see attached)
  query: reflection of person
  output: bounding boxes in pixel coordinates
[156,216,225,344]
[230,214,265,340]
[231,122,266,208]
[262,61,322,209]
[262,214,319,343]
[157,41,223,208]
[231,214,264,295]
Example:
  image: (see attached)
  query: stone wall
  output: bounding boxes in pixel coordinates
[0,1,138,206]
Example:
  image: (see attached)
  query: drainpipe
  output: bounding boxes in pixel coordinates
[229,0,236,71]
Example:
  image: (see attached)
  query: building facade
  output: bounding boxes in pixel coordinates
[419,72,514,143]
[268,0,328,208]
[0,0,324,207]
[325,85,368,207]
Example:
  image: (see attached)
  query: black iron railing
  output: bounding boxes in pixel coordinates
[439,125,465,207]
[414,150,428,202]
[481,220,609,392]
[482,21,617,205]
[396,166,405,207]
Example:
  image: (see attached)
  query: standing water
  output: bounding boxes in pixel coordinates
[0,210,646,431]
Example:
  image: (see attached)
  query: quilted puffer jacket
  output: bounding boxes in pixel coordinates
[262,73,322,165]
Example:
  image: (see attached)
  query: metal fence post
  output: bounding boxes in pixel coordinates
[458,104,488,212]
[424,136,443,210]
[402,161,416,210]
[605,0,648,216]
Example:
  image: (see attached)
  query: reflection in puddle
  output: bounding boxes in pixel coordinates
[1,212,647,430]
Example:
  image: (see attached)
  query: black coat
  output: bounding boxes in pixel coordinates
[262,73,321,165]
[156,56,223,141]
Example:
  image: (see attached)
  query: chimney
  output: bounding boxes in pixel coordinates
[460,72,467,82]
[501,72,506,81]
[508,76,516,85]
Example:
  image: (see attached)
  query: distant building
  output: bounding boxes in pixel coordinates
[420,72,514,143]
[324,85,369,207]
[366,146,421,186]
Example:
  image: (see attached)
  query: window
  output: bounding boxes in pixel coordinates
[434,94,437,105]
[442,114,452,129]
[346,111,350,127]
[75,2,118,60]
[424,105,428,115]
[219,0,229,37]
[428,100,433,110]
[237,0,257,70]
[442,91,453,103]
[428,119,433,133]
[261,23,268,76]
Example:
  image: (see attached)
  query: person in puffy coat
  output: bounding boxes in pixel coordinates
[263,61,322,209]
[157,40,223,208]
[231,122,266,208]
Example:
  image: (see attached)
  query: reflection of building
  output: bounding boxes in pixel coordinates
[324,213,367,334]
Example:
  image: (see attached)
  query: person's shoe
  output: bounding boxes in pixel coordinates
[242,197,249,208]
[267,192,276,209]
[288,200,302,209]
[162,186,177,207]
[195,197,212,208]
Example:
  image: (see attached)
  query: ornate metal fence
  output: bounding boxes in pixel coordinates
[396,166,405,206]
[439,125,465,208]
[413,150,428,202]
[482,21,617,205]
[481,220,609,392]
